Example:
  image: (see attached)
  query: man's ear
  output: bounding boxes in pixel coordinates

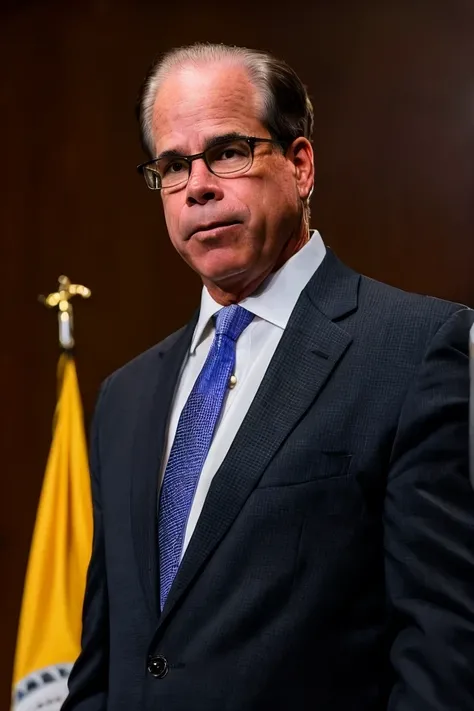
[288,137,314,201]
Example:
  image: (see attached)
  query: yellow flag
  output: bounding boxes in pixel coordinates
[12,353,92,710]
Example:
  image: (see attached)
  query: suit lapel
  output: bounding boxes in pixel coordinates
[130,315,197,623]
[159,250,360,624]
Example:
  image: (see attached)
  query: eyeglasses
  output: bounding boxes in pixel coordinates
[137,135,287,191]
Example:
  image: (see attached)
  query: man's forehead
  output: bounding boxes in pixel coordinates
[151,62,264,151]
[157,61,257,101]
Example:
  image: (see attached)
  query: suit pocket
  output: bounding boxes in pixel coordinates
[257,451,353,489]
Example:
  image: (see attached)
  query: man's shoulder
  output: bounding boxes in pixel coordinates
[327,267,472,381]
[317,247,471,352]
[343,268,473,369]
[357,268,470,333]
[104,323,189,391]
[314,248,470,337]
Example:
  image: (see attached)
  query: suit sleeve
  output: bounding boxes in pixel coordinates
[61,381,110,711]
[384,307,474,711]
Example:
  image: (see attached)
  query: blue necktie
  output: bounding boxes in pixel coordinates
[158,304,255,610]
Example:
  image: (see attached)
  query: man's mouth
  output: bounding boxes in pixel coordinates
[190,221,241,238]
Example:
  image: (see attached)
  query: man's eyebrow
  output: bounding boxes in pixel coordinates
[155,132,246,161]
[203,132,245,150]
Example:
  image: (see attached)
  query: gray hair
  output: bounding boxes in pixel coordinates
[136,42,314,158]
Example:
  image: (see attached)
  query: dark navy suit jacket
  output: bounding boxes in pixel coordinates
[63,250,474,710]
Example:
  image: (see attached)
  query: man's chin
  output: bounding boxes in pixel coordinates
[196,256,249,286]
[195,254,272,302]
[202,267,248,290]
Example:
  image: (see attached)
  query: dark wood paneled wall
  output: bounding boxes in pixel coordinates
[1,0,473,705]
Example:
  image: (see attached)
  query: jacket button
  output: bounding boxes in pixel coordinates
[147,654,169,679]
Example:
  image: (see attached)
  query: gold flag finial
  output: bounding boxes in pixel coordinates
[39,275,91,349]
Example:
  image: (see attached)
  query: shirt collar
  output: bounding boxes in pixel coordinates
[190,230,326,354]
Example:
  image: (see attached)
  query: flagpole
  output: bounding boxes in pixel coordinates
[39,276,91,350]
[470,323,474,485]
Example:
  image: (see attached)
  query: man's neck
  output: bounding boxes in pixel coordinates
[205,224,311,306]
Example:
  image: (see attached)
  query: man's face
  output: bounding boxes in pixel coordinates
[150,62,313,296]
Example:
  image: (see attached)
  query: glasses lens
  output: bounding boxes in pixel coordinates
[157,157,190,189]
[143,166,161,190]
[207,139,252,176]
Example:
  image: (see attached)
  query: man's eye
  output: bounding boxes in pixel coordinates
[163,161,187,175]
[220,148,238,160]
[215,145,246,161]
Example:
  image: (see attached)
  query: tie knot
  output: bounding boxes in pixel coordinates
[214,304,254,341]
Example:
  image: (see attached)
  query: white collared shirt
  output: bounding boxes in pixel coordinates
[160,230,326,556]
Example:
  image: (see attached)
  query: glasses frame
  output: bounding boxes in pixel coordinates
[136,135,288,191]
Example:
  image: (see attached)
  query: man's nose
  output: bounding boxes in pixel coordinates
[185,158,224,205]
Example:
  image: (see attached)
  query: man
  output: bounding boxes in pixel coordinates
[63,43,474,710]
